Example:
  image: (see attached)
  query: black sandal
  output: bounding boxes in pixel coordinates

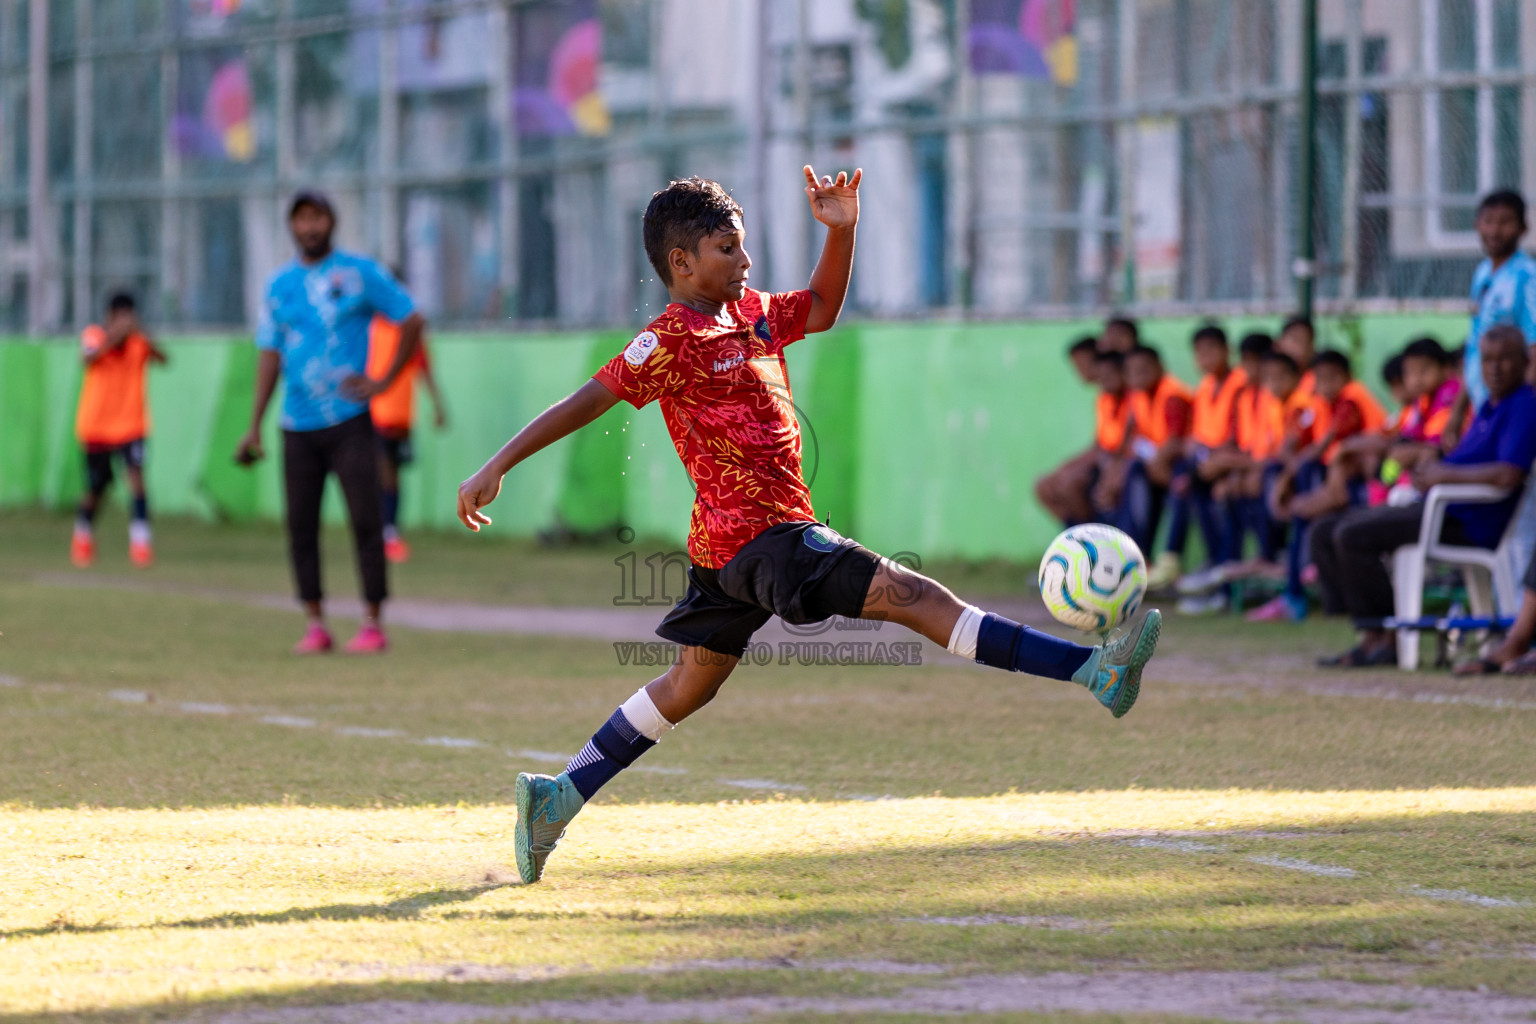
[1318,645,1398,669]
[1318,646,1370,667]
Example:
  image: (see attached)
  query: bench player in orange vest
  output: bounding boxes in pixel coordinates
[368,303,447,564]
[1034,336,1114,527]
[72,293,168,569]
[1176,332,1280,602]
[1245,348,1380,622]
[1147,325,1245,593]
[1096,344,1191,557]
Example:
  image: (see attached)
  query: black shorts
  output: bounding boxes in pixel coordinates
[656,521,883,658]
[376,429,413,467]
[84,438,145,492]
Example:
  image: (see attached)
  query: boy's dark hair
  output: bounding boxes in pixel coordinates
[1311,349,1353,377]
[1261,350,1300,375]
[106,291,136,313]
[1401,336,1449,364]
[1192,323,1228,348]
[643,177,743,286]
[1446,343,1466,363]
[1478,189,1527,225]
[1239,331,1275,357]
[1381,354,1405,386]
[1094,350,1125,369]
[1105,316,1139,341]
[1068,336,1098,358]
[1126,343,1161,364]
[1281,315,1314,338]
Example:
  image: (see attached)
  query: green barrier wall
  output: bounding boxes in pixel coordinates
[0,313,1471,560]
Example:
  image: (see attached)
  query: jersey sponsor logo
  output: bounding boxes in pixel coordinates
[624,330,660,366]
[713,353,745,374]
[803,524,843,552]
[753,316,772,344]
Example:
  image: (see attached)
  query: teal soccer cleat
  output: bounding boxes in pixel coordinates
[1073,610,1161,718]
[514,771,585,884]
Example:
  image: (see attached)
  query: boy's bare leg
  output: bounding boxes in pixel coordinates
[857,558,1159,718]
[644,648,741,723]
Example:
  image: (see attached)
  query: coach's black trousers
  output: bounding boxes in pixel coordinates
[283,413,388,607]
[1309,503,1468,621]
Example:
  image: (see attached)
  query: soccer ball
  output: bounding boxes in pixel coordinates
[1037,524,1147,634]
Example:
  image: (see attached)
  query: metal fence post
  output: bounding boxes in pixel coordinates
[26,0,53,334]
[1295,0,1318,319]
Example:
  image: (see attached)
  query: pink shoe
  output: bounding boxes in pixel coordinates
[293,623,334,655]
[1244,594,1306,623]
[345,622,388,654]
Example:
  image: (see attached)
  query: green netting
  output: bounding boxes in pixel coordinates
[0,314,1477,559]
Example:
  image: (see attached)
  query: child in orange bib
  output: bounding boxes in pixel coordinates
[367,306,446,563]
[72,293,167,568]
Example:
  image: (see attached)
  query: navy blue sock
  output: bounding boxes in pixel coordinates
[131,495,148,523]
[975,613,1093,681]
[565,708,656,799]
[381,489,400,529]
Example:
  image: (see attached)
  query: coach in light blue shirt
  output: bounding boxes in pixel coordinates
[1454,190,1536,417]
[236,191,426,654]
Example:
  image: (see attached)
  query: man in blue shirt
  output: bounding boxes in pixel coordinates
[1443,190,1536,440]
[236,191,426,654]
[1310,326,1536,667]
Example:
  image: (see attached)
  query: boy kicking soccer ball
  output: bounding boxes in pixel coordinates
[456,167,1162,885]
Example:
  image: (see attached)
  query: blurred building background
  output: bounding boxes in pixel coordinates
[0,0,1531,334]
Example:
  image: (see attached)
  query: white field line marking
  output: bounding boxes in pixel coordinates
[1123,838,1223,853]
[507,748,571,763]
[1408,692,1536,712]
[903,915,1106,931]
[1246,854,1357,878]
[334,726,404,738]
[1405,885,1531,908]
[719,778,808,792]
[0,674,692,777]
[178,701,234,715]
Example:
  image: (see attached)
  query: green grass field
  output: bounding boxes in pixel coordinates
[3,509,1536,1024]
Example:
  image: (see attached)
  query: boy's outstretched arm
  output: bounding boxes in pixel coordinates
[456,378,621,531]
[802,165,862,334]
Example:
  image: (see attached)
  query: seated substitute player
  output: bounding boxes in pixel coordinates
[1251,350,1385,622]
[72,292,168,569]
[368,291,447,564]
[1149,324,1244,592]
[1100,344,1191,560]
[456,169,1163,885]
[1034,336,1119,527]
[1178,332,1278,600]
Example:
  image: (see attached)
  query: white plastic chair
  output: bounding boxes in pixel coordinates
[1391,483,1525,670]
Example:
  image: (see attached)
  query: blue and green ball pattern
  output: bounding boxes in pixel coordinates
[1037,524,1147,634]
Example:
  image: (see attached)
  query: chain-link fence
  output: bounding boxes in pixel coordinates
[0,0,1529,333]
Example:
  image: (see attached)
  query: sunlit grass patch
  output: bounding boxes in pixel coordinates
[4,790,1536,1016]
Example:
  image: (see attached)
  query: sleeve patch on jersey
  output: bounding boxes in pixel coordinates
[624,330,661,366]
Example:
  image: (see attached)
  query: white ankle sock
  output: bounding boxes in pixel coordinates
[129,520,152,546]
[946,605,984,659]
[619,687,674,742]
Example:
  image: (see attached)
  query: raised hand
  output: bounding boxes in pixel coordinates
[803,165,862,229]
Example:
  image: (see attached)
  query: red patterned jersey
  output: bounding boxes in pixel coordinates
[594,289,816,569]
